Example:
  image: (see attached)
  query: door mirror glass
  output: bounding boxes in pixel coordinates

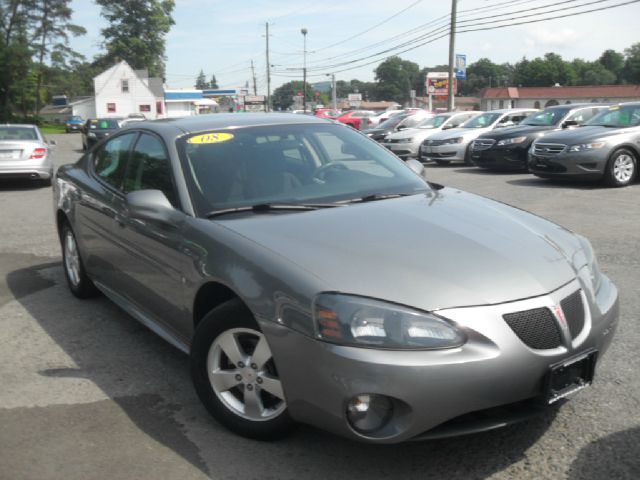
[126,190,181,223]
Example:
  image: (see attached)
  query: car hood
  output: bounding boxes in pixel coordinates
[428,126,490,142]
[362,127,393,135]
[478,124,556,140]
[535,125,632,144]
[386,127,441,140]
[219,190,583,312]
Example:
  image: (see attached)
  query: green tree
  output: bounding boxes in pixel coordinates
[209,73,218,89]
[456,58,512,95]
[95,0,175,78]
[513,53,576,87]
[623,43,640,83]
[195,69,207,89]
[272,80,313,110]
[374,56,420,104]
[598,49,624,83]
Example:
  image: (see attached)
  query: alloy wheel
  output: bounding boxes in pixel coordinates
[64,230,81,287]
[613,153,635,183]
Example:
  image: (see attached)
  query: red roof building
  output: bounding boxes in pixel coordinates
[480,85,640,110]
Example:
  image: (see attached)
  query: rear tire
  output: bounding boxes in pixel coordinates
[61,223,99,298]
[190,299,293,440]
[604,148,637,187]
[434,159,451,166]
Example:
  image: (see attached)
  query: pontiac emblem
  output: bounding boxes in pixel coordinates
[552,305,568,329]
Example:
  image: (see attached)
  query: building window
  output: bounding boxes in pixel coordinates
[534,101,541,109]
[139,104,151,112]
[107,103,116,113]
[121,79,129,93]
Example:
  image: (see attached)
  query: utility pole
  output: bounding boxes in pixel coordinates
[331,73,337,110]
[301,28,308,113]
[265,22,271,112]
[447,0,457,111]
[250,59,257,95]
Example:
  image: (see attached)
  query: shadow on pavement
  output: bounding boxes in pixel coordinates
[569,427,640,480]
[506,177,605,190]
[0,178,47,191]
[7,260,559,479]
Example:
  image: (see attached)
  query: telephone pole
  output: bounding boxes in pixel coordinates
[301,28,308,113]
[447,0,457,111]
[265,22,271,112]
[250,59,257,95]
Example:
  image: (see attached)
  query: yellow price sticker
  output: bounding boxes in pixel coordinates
[608,105,620,111]
[187,132,234,144]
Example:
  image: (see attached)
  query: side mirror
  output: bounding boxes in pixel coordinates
[396,125,407,131]
[562,120,578,129]
[406,158,425,176]
[126,189,181,223]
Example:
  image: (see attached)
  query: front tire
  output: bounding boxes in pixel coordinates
[463,143,474,166]
[434,159,451,166]
[190,299,293,440]
[604,148,637,187]
[61,223,99,298]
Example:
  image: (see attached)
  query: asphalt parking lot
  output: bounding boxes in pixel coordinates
[1,132,639,480]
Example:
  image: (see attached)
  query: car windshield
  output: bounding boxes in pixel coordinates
[0,126,38,140]
[178,123,430,216]
[90,119,120,129]
[460,112,502,128]
[522,109,568,126]
[377,114,408,129]
[585,105,640,127]
[399,113,432,129]
[70,116,82,121]
[417,115,448,129]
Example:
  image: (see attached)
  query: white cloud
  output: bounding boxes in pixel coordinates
[525,27,581,49]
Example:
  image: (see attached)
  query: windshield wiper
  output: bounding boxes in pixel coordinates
[206,203,340,219]
[339,193,417,204]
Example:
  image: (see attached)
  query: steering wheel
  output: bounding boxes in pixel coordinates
[313,162,348,181]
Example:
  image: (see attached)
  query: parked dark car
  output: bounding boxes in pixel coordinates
[528,103,640,187]
[54,113,618,443]
[471,104,608,171]
[64,115,84,133]
[361,113,411,141]
[81,118,122,151]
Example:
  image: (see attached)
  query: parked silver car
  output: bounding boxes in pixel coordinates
[0,124,55,186]
[421,109,537,165]
[54,114,618,443]
[529,102,640,187]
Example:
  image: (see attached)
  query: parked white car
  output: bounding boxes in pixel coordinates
[0,124,55,186]
[384,111,482,160]
[421,109,537,165]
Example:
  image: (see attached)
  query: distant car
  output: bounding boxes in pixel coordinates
[471,104,609,171]
[81,118,123,151]
[54,113,619,443]
[422,109,537,165]
[315,108,341,119]
[528,102,640,187]
[360,109,403,129]
[361,114,412,142]
[64,115,84,133]
[336,110,376,130]
[383,111,482,160]
[0,124,55,186]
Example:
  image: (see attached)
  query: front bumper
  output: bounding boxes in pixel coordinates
[260,275,618,443]
[528,150,609,178]
[472,145,529,170]
[384,141,419,159]
[420,142,468,162]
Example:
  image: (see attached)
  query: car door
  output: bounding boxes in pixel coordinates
[116,132,189,339]
[76,131,138,288]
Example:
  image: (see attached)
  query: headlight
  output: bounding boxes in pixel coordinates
[575,235,603,292]
[568,142,605,152]
[497,136,527,146]
[398,138,413,143]
[88,132,96,138]
[444,137,464,145]
[313,293,465,349]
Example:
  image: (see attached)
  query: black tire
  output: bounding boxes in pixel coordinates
[61,223,99,298]
[190,299,293,440]
[463,143,474,166]
[39,177,52,187]
[434,159,451,166]
[604,148,637,187]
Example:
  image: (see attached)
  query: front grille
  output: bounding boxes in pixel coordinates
[427,139,448,146]
[473,139,495,151]
[532,143,566,156]
[561,290,585,338]
[503,307,562,349]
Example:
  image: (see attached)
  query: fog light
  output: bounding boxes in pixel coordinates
[346,394,393,434]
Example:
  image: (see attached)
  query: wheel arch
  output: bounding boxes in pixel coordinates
[192,281,244,330]
[56,209,69,242]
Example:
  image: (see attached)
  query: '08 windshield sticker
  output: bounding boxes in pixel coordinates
[187,132,234,144]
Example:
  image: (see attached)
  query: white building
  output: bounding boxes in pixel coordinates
[93,60,165,119]
[164,90,218,118]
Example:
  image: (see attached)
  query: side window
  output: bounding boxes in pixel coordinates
[567,109,596,124]
[93,132,137,190]
[124,133,178,207]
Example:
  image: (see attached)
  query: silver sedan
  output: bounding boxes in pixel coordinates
[0,124,55,186]
[53,114,618,443]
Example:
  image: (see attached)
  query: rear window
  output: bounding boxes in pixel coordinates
[0,127,38,140]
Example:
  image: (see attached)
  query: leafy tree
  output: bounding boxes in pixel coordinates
[572,59,616,85]
[513,53,577,87]
[598,49,624,82]
[374,56,420,104]
[456,58,512,95]
[95,0,175,78]
[209,73,218,89]
[195,69,207,89]
[623,43,640,83]
[272,80,313,110]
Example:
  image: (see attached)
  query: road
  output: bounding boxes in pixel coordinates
[1,133,639,479]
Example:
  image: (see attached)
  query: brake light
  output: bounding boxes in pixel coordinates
[29,147,46,159]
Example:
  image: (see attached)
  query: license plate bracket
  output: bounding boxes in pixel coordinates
[544,349,597,404]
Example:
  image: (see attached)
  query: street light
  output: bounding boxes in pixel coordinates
[301,27,308,112]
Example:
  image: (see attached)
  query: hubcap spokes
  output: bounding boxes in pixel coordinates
[207,328,286,421]
[64,231,81,286]
[613,154,634,182]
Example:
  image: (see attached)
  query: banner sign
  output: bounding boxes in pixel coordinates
[455,54,467,80]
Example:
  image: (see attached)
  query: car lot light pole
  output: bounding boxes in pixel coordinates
[301,28,308,112]
[327,73,337,111]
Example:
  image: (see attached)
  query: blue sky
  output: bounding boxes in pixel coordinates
[69,0,640,92]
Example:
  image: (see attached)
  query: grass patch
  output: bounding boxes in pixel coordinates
[40,124,66,134]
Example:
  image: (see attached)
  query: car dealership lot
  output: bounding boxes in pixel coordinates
[0,133,638,479]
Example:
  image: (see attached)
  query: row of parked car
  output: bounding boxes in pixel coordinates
[340,103,640,188]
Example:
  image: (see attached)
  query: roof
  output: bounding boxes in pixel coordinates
[147,77,164,97]
[165,90,204,101]
[39,105,71,115]
[481,85,640,99]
